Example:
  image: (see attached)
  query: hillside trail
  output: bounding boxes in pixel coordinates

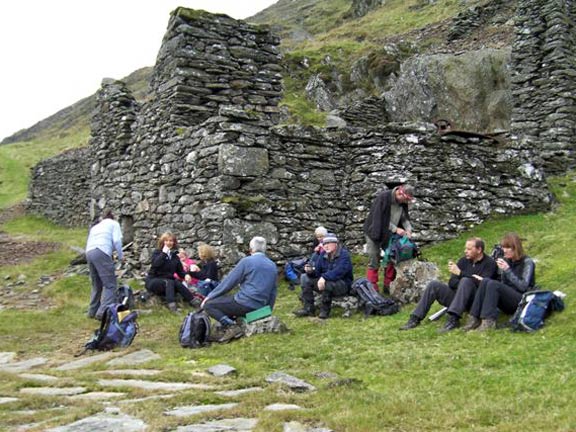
[0,204,60,310]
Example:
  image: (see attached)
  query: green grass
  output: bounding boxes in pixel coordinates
[1,173,575,430]
[0,126,89,208]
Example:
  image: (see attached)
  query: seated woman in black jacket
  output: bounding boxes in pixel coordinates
[463,232,536,331]
[145,232,195,312]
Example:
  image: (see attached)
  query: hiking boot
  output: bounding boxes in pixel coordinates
[399,315,421,330]
[293,307,315,317]
[318,309,330,319]
[477,318,497,331]
[167,302,178,313]
[462,315,481,332]
[217,325,244,343]
[382,285,390,296]
[438,314,460,333]
[189,298,202,308]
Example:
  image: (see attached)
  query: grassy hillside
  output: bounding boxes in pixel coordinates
[0,172,574,430]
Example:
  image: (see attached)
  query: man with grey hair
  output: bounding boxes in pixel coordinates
[363,184,415,293]
[202,236,278,342]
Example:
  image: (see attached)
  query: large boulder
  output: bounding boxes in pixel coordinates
[390,260,439,304]
[384,48,512,133]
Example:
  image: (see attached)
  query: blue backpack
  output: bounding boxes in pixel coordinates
[509,290,565,332]
[179,311,211,348]
[83,303,139,352]
[284,257,309,288]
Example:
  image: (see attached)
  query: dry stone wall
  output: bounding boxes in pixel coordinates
[511,0,576,173]
[27,5,570,268]
[27,147,91,227]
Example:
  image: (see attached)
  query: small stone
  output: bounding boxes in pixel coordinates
[0,397,19,404]
[174,418,258,432]
[164,402,238,417]
[266,372,316,392]
[106,349,161,366]
[214,387,263,397]
[20,387,86,396]
[18,373,59,382]
[207,364,236,377]
[98,379,214,391]
[264,403,303,411]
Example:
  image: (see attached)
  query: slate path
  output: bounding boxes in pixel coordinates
[0,350,333,432]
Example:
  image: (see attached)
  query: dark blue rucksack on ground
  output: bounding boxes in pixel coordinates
[179,311,211,348]
[509,290,565,332]
[351,277,400,317]
[81,303,139,353]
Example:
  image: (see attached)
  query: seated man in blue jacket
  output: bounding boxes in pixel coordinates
[294,233,354,319]
[201,236,277,342]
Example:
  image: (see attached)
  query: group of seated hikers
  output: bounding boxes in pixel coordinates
[86,183,545,344]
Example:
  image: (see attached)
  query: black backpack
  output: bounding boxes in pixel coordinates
[351,277,400,317]
[117,284,135,309]
[179,311,211,348]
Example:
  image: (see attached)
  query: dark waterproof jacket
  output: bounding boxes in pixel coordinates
[312,246,354,288]
[363,189,409,245]
[189,259,219,281]
[501,256,536,293]
[448,254,498,290]
[147,249,186,280]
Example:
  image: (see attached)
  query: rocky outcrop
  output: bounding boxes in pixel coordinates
[346,0,385,19]
[383,48,512,133]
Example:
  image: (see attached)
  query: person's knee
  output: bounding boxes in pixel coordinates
[457,277,476,291]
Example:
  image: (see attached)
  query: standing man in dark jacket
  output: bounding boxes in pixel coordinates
[294,233,354,319]
[363,184,415,293]
[399,237,497,332]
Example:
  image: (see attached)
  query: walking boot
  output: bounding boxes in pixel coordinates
[462,315,481,331]
[438,313,460,333]
[167,302,178,313]
[399,315,421,330]
[217,324,244,343]
[477,318,497,331]
[293,306,315,317]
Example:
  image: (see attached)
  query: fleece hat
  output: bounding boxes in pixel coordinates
[322,233,338,245]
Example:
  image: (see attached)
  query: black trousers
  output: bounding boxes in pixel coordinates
[145,277,193,303]
[204,296,253,322]
[412,277,477,320]
[300,274,350,313]
[469,279,522,320]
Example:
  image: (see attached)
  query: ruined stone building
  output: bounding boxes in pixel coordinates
[27,1,575,266]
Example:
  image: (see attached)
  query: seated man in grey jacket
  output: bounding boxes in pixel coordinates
[201,236,277,342]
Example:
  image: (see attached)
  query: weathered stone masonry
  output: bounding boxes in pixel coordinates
[511,0,576,173]
[27,3,575,267]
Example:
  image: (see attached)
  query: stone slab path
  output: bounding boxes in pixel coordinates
[0,352,333,431]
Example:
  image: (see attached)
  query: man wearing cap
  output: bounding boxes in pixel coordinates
[85,209,124,320]
[363,184,415,294]
[294,233,354,319]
